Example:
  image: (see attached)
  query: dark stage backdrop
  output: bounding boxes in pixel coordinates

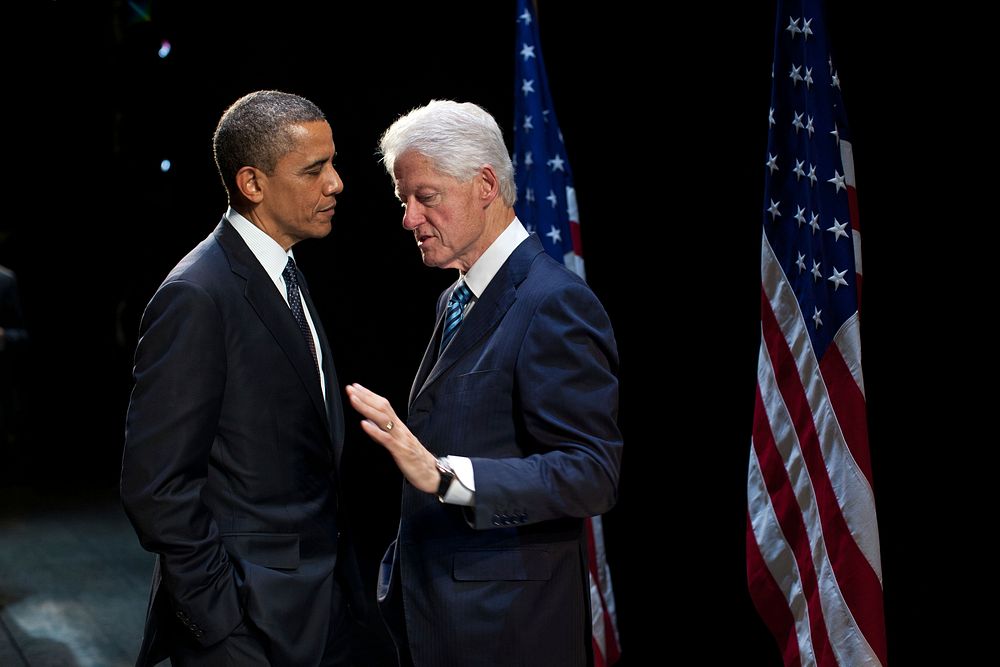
[1,1,970,664]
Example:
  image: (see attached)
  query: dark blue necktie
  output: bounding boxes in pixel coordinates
[282,257,319,374]
[440,281,473,352]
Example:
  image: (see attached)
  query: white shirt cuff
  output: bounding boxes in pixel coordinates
[442,455,475,506]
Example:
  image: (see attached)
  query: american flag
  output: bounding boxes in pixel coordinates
[747,1,888,665]
[513,0,584,279]
[513,1,621,665]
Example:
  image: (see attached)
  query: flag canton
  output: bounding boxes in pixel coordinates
[513,0,581,268]
[764,0,857,357]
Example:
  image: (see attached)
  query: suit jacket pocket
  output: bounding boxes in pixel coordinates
[452,548,551,581]
[440,368,501,396]
[221,532,300,570]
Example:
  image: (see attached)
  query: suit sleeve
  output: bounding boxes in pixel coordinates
[468,281,623,529]
[120,279,242,646]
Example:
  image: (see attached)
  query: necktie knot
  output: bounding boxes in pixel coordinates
[440,282,473,352]
[451,282,473,308]
[282,256,298,284]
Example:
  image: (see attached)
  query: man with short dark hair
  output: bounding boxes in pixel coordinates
[122,90,360,666]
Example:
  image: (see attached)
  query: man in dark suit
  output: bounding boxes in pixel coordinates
[346,100,622,667]
[121,90,360,667]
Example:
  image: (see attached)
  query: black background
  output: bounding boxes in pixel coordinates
[0,0,975,663]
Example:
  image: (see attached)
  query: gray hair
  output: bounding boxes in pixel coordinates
[213,90,326,199]
[378,100,516,206]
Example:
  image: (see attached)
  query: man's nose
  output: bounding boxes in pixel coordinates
[324,166,344,195]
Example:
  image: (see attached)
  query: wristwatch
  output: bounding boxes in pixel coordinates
[435,456,455,502]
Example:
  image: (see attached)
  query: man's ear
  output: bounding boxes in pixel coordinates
[235,166,265,204]
[478,164,501,206]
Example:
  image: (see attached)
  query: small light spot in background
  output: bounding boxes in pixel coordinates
[158,40,171,58]
[160,160,171,172]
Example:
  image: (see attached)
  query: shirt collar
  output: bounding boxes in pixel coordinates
[462,217,529,297]
[226,207,296,285]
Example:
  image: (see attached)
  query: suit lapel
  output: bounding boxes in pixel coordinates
[409,234,545,409]
[408,295,448,408]
[214,221,332,437]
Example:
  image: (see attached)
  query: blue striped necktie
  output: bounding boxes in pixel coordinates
[440,282,473,352]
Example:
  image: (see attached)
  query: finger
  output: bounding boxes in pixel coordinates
[359,419,393,446]
[347,390,392,425]
[347,383,396,418]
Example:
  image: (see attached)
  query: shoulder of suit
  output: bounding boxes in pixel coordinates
[160,233,229,288]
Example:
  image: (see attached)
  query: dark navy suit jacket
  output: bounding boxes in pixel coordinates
[121,220,360,666]
[378,234,623,667]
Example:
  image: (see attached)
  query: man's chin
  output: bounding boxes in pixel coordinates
[309,221,333,238]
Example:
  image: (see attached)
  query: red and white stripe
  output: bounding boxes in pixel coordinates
[588,515,621,667]
[747,227,887,666]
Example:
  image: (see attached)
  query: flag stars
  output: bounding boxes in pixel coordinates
[828,267,848,290]
[804,66,814,88]
[547,154,566,172]
[812,306,823,329]
[769,107,775,126]
[785,16,814,42]
[796,252,807,273]
[831,124,840,143]
[546,225,562,244]
[806,115,815,137]
[525,187,535,203]
[792,111,805,133]
[807,164,818,186]
[546,190,558,207]
[809,211,820,233]
[789,64,803,85]
[524,151,534,169]
[521,79,535,96]
[768,199,781,220]
[766,153,779,174]
[831,70,841,89]
[801,18,813,40]
[811,260,823,281]
[519,8,532,24]
[523,115,534,132]
[827,217,849,241]
[828,170,846,192]
[794,205,807,227]
[793,159,805,181]
[520,43,536,61]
